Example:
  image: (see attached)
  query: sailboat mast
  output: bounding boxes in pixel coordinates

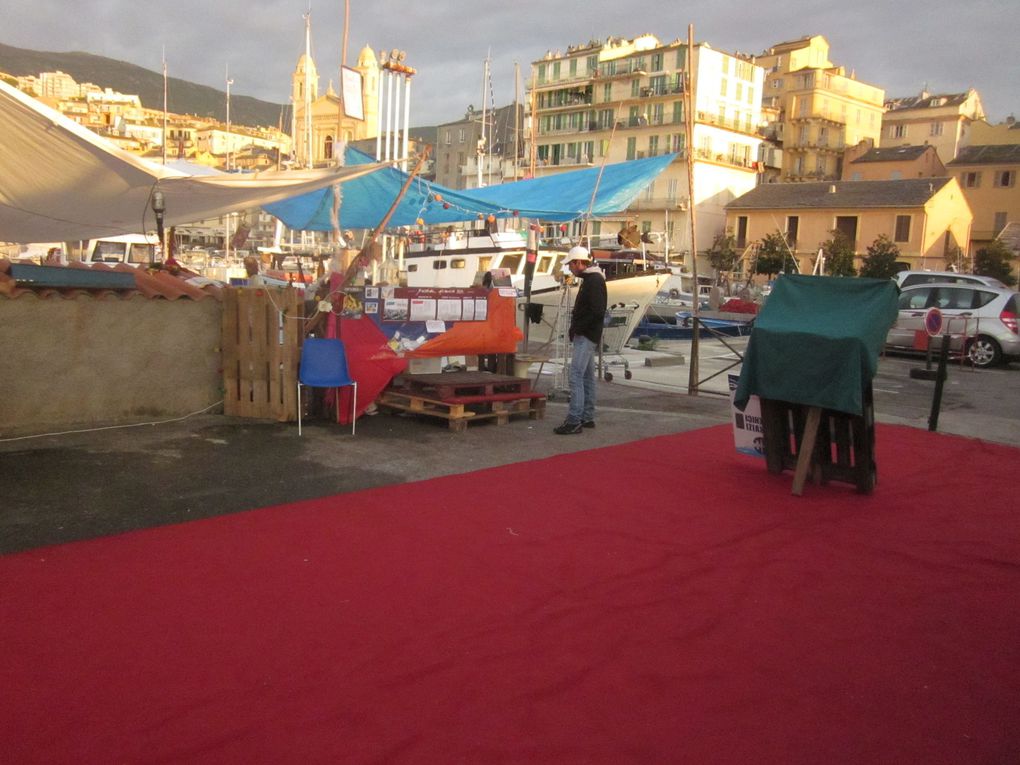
[477,56,488,188]
[304,11,313,168]
[161,47,167,165]
[513,62,520,182]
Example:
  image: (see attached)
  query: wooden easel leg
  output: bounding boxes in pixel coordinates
[792,406,822,496]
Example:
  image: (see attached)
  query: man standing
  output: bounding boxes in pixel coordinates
[554,246,607,435]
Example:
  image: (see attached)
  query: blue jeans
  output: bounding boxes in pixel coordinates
[566,336,597,424]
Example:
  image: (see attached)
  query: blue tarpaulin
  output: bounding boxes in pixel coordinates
[264,147,676,231]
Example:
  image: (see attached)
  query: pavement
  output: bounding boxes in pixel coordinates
[3,336,1018,555]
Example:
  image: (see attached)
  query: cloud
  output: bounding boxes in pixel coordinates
[2,0,1016,125]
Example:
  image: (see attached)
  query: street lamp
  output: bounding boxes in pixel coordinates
[151,189,166,266]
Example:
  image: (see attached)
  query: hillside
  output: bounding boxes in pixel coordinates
[0,42,285,129]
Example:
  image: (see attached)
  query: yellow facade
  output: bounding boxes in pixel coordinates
[726,178,972,273]
[291,46,380,167]
[947,145,1020,246]
[757,36,885,182]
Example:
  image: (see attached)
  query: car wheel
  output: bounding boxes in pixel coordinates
[966,335,1002,368]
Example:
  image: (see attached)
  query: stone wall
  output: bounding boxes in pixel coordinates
[1,295,222,436]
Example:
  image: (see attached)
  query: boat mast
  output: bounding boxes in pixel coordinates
[161,47,167,166]
[513,62,520,182]
[477,55,488,188]
[304,10,313,168]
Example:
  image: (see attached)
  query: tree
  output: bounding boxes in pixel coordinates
[974,239,1017,287]
[706,232,737,283]
[821,230,857,277]
[754,231,797,278]
[859,234,902,279]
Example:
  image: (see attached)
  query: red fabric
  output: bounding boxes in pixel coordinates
[719,298,760,314]
[407,291,523,357]
[2,425,1019,763]
[326,313,406,424]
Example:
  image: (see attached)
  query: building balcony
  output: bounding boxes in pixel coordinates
[535,156,595,169]
[788,111,845,126]
[695,111,758,135]
[593,64,648,80]
[538,121,605,136]
[639,84,683,98]
[692,147,756,170]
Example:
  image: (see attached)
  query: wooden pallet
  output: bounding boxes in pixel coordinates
[378,389,546,432]
[395,371,532,400]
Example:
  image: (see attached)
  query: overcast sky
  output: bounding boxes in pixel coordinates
[4,0,1016,127]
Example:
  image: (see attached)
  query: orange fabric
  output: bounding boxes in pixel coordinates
[405,292,523,357]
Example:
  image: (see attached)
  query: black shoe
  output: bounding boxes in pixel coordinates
[554,421,583,435]
[582,420,595,429]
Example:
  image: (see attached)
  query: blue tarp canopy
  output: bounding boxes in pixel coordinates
[264,146,676,230]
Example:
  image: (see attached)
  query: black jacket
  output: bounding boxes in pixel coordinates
[569,266,608,343]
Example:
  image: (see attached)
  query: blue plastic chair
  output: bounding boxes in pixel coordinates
[297,338,357,436]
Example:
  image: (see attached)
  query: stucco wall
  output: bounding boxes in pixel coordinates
[1,295,222,437]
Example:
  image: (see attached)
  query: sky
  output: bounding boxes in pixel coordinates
[3,0,1016,128]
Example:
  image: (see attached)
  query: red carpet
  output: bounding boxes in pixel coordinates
[2,425,1018,764]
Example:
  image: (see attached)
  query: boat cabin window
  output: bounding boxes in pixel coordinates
[407,264,418,272]
[127,244,156,264]
[536,254,554,274]
[451,258,466,269]
[91,241,128,263]
[433,260,448,270]
[496,253,523,273]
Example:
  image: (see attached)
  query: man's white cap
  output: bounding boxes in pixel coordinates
[566,245,591,262]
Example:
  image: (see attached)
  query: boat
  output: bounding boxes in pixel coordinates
[403,226,669,351]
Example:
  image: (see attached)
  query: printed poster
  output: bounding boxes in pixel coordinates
[728,374,764,458]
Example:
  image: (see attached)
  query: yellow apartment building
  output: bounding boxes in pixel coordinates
[756,36,885,182]
[725,177,972,274]
[882,90,984,162]
[529,34,765,260]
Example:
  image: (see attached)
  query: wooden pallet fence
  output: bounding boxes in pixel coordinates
[222,287,303,421]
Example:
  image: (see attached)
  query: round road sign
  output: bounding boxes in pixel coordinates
[925,307,943,337]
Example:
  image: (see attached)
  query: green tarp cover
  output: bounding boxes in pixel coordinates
[734,275,899,416]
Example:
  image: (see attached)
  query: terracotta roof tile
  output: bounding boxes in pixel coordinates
[0,259,224,301]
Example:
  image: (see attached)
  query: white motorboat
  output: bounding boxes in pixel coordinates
[403,227,668,351]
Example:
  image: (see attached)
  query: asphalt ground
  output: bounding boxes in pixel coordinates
[2,337,1017,555]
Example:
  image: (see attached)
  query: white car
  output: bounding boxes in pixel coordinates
[894,270,1007,290]
[886,283,1020,367]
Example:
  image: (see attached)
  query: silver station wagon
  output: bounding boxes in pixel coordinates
[886,283,1020,368]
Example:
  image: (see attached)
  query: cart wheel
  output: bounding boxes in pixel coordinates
[604,371,614,382]
[548,392,556,401]
[624,370,632,380]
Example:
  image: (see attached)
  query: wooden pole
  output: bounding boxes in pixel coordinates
[338,144,431,288]
[304,147,430,337]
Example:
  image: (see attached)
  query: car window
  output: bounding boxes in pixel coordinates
[973,290,999,309]
[899,288,931,310]
[933,287,976,310]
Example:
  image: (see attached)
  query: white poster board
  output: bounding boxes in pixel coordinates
[341,66,365,120]
[728,374,764,458]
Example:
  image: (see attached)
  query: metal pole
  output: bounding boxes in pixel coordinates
[385,70,395,163]
[402,75,412,172]
[684,24,701,396]
[391,69,401,164]
[375,56,384,160]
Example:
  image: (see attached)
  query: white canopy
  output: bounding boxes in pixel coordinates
[0,80,383,244]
